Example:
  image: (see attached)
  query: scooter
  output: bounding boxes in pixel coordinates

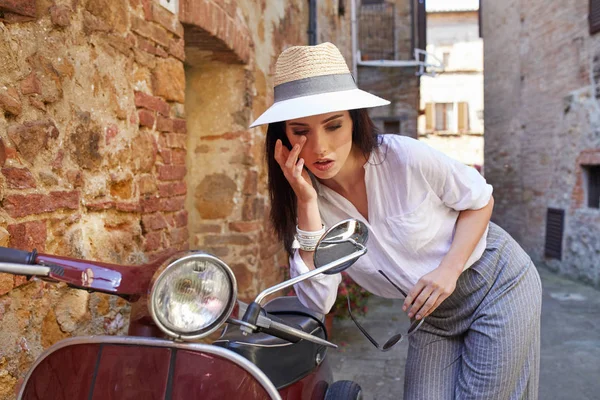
[0,219,369,400]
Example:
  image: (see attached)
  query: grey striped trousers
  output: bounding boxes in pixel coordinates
[404,223,542,400]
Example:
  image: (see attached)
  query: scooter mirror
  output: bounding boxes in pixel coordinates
[314,219,368,275]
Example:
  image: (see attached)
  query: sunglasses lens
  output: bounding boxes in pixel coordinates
[382,333,403,350]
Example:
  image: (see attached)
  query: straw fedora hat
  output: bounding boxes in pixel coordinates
[249,42,390,128]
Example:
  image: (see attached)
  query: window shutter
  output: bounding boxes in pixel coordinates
[425,103,434,131]
[591,0,600,34]
[544,208,565,260]
[458,102,469,132]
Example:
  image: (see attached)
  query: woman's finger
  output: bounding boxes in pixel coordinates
[407,286,434,319]
[424,296,446,318]
[292,158,305,178]
[414,291,440,320]
[403,282,424,311]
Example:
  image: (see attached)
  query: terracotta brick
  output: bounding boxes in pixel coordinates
[86,201,115,211]
[158,181,187,197]
[138,109,155,128]
[156,115,173,132]
[168,227,188,245]
[170,149,186,165]
[142,212,168,232]
[168,37,185,62]
[115,202,141,212]
[204,234,253,246]
[164,133,186,148]
[243,170,258,195]
[7,220,47,251]
[144,231,163,252]
[131,15,170,48]
[172,118,187,134]
[3,191,79,218]
[2,167,37,189]
[140,196,161,213]
[157,164,186,181]
[160,196,185,212]
[134,91,170,116]
[150,3,184,37]
[229,221,260,233]
[196,223,221,234]
[172,210,188,228]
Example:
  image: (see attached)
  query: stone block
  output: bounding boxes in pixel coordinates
[152,58,185,103]
[0,87,21,115]
[49,4,71,27]
[7,120,59,164]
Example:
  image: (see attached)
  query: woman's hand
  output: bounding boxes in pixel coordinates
[273,137,317,204]
[403,263,462,320]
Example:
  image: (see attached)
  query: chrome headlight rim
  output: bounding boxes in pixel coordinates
[149,252,237,341]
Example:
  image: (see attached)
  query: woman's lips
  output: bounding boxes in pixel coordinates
[313,160,335,171]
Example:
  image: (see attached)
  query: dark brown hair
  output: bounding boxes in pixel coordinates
[265,108,381,255]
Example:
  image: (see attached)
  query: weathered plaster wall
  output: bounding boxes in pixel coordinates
[483,0,600,286]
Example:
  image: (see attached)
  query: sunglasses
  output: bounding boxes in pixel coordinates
[346,270,425,352]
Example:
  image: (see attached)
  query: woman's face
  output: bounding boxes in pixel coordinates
[284,111,354,181]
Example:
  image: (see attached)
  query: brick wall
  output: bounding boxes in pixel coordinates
[482,0,600,287]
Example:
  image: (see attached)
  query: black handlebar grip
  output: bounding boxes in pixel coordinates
[0,246,37,264]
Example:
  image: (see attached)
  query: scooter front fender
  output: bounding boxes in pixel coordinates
[18,336,281,400]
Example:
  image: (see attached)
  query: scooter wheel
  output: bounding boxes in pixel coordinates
[324,380,362,400]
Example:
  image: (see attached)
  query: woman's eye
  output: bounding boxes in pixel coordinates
[293,130,309,135]
[326,124,342,131]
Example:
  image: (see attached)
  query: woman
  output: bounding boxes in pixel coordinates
[250,42,542,400]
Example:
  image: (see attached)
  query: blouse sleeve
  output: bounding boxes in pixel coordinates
[405,137,493,210]
[289,249,342,314]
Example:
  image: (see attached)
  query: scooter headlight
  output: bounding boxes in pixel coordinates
[149,252,237,340]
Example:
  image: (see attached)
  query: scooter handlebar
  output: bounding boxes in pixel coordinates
[0,246,37,265]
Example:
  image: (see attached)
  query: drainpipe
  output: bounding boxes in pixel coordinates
[308,0,317,45]
[351,0,358,81]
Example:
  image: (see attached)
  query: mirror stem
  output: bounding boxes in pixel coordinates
[255,247,366,305]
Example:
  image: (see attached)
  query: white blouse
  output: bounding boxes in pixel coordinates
[289,134,493,314]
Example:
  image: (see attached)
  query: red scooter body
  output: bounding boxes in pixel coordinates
[1,248,336,400]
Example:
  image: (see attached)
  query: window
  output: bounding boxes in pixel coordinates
[583,165,600,208]
[435,103,454,131]
[591,0,600,34]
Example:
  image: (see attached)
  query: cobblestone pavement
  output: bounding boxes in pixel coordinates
[327,267,600,400]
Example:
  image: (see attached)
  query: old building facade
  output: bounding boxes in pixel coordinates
[419,1,484,169]
[482,0,600,287]
[0,0,423,397]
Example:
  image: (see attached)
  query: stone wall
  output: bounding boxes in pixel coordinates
[482,0,600,286]
[0,0,190,397]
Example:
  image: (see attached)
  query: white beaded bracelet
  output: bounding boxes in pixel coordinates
[292,224,325,252]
